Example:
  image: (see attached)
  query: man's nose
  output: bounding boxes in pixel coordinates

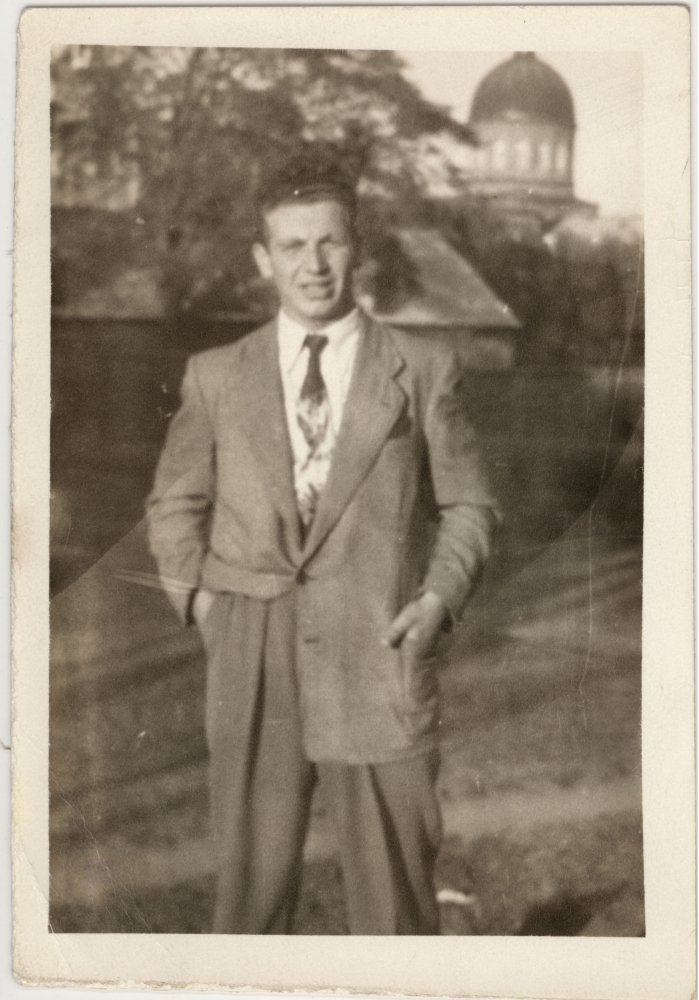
[304,245,329,273]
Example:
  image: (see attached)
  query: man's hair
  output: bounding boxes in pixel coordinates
[255,148,358,239]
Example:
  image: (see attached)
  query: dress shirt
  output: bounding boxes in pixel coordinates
[277,308,362,468]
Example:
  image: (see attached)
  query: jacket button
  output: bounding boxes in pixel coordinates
[296,569,308,584]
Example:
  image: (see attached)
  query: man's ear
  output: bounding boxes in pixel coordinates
[252,241,274,280]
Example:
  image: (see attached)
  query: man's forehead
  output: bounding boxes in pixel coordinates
[264,198,352,236]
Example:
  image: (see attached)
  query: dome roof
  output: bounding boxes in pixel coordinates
[470,52,576,129]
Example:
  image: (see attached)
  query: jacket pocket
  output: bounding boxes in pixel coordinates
[396,641,439,736]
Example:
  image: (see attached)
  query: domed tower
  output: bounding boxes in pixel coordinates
[467,52,587,237]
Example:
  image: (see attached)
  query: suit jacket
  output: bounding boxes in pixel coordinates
[146,314,499,763]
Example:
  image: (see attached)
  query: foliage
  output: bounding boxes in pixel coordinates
[51,45,474,314]
[552,219,644,367]
[433,196,644,368]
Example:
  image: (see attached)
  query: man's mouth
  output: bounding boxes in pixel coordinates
[302,282,334,299]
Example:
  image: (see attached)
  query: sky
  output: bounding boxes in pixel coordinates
[399,51,643,218]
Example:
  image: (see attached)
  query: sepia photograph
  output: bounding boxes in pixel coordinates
[11,5,692,996]
[47,42,645,937]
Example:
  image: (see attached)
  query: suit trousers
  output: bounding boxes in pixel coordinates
[201,589,442,935]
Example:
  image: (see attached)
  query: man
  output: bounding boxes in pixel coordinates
[147,151,498,935]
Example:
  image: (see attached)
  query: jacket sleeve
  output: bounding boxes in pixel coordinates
[145,355,216,623]
[421,351,501,623]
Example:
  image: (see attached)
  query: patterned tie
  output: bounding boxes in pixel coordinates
[295,334,334,532]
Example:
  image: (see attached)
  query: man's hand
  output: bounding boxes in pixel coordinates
[385,591,449,659]
[192,588,216,629]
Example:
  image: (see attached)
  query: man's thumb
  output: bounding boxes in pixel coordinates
[385,605,416,648]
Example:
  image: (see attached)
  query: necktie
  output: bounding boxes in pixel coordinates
[295,334,334,531]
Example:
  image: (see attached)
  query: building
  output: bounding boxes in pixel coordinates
[359,227,521,369]
[466,52,596,239]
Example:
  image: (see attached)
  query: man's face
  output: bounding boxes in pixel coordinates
[253,199,356,329]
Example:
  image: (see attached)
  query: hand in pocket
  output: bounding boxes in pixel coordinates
[386,591,447,712]
[385,591,448,659]
[192,589,217,629]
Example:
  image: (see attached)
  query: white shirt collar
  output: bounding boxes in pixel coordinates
[278,307,361,374]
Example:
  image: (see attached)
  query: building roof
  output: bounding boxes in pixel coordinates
[470,52,576,130]
[366,228,520,330]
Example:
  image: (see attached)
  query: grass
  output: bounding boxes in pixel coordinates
[49,811,643,936]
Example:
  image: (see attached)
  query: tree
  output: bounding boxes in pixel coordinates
[51,46,475,314]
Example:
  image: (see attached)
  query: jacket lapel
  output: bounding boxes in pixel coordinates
[301,318,406,562]
[228,321,303,557]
